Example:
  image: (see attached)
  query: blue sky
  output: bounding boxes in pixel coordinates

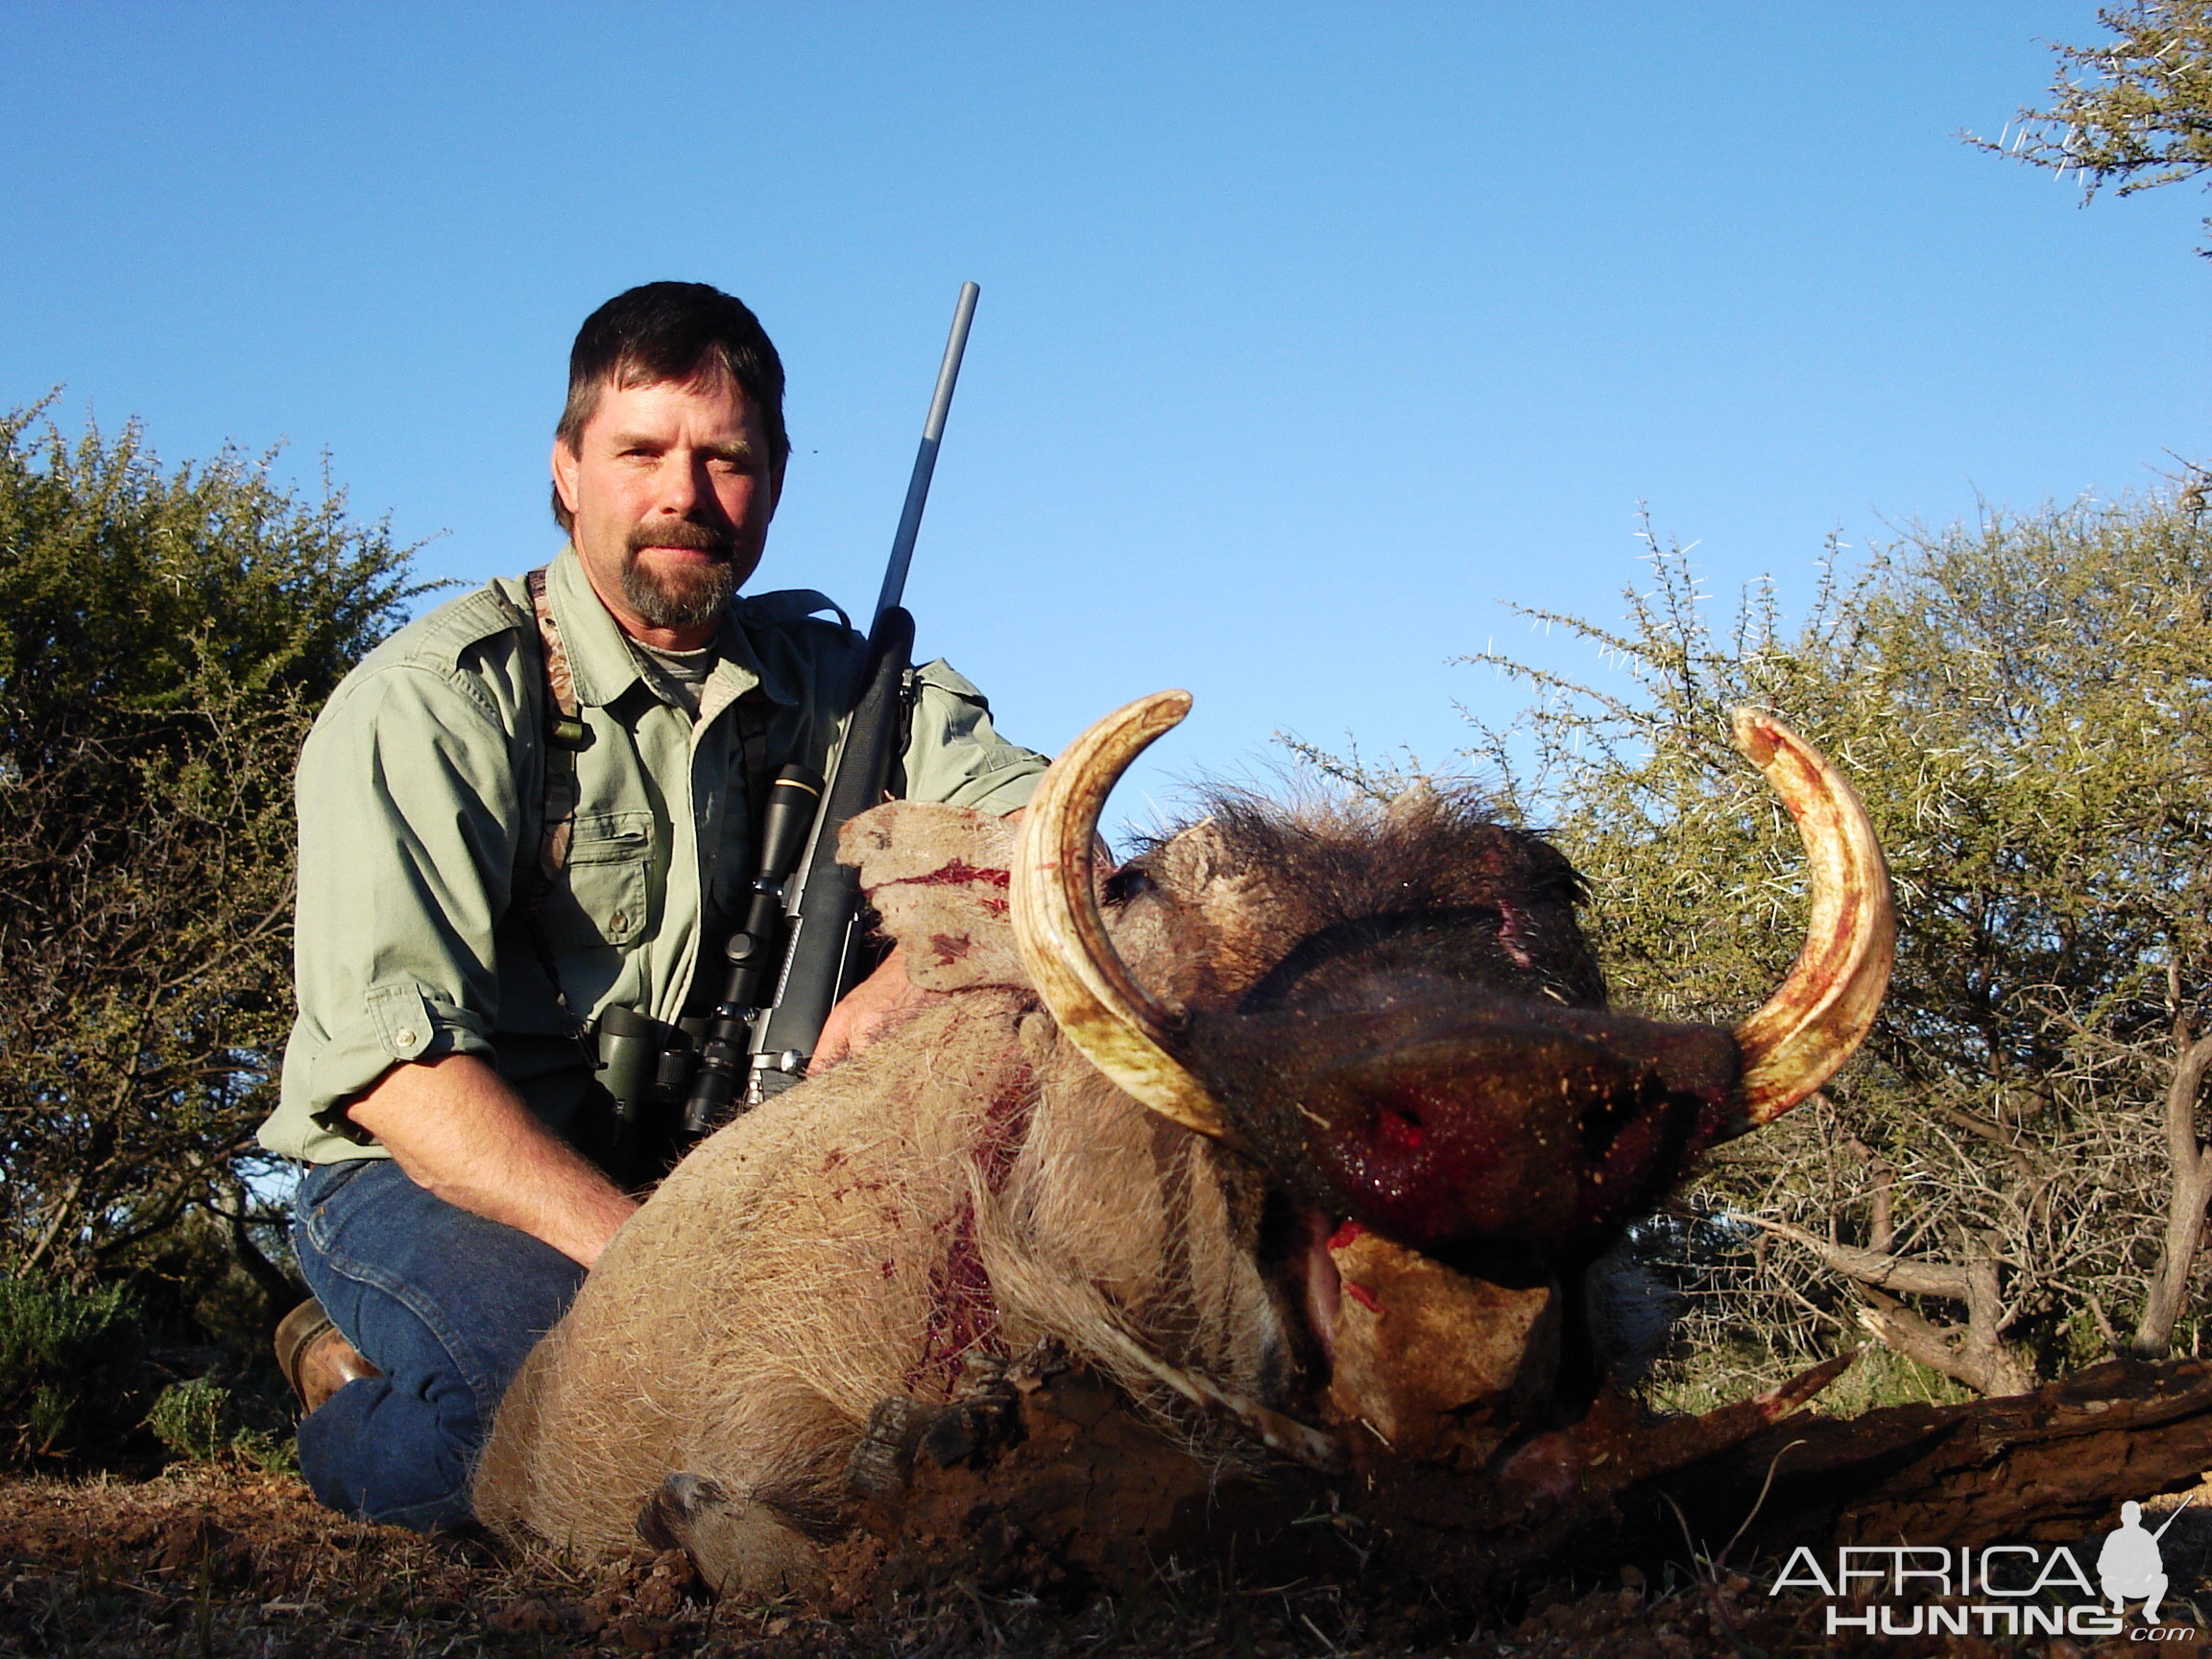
[4,4,2206,824]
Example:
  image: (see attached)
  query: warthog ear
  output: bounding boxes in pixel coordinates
[1139,818,1284,1000]
[842,803,1027,992]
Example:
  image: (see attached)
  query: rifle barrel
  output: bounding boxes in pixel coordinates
[2154,1494,2196,1539]
[872,280,980,627]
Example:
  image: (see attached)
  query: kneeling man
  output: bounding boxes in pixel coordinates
[258,282,1045,1530]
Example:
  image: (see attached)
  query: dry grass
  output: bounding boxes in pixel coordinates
[1,1466,723,1657]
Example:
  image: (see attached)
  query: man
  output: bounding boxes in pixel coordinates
[257,282,1046,1531]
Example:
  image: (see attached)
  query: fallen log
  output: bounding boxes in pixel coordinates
[831,1351,2212,1609]
[1644,1355,2212,1551]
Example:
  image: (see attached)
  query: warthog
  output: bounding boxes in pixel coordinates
[474,691,1891,1595]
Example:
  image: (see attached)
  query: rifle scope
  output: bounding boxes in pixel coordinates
[680,763,824,1136]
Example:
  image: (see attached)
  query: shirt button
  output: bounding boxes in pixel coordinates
[610,910,629,932]
[394,1027,419,1049]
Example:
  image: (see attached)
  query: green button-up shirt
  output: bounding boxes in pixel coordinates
[260,546,1046,1165]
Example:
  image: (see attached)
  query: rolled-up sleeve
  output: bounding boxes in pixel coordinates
[265,664,523,1159]
[901,659,1049,815]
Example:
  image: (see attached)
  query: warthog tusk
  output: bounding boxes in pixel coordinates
[1728,709,1896,1127]
[1010,690,1243,1146]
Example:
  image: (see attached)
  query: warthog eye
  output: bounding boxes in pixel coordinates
[1101,865,1156,906]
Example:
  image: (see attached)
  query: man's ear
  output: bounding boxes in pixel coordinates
[767,454,786,518]
[550,438,581,519]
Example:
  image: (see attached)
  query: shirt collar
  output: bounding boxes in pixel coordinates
[545,544,799,709]
[714,603,801,707]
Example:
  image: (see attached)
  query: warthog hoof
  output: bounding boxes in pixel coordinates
[844,1385,1022,1502]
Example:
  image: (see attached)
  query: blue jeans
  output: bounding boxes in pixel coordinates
[290,1159,587,1532]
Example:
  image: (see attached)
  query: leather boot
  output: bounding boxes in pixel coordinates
[275,1298,381,1414]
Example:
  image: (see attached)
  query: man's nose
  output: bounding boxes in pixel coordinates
[650,455,721,519]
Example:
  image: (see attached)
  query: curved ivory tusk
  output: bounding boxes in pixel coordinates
[1729,709,1896,1126]
[1010,691,1240,1144]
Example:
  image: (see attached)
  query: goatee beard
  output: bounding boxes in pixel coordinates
[621,524,739,631]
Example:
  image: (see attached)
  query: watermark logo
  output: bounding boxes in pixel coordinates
[1767,1495,2200,1641]
[2104,1499,2185,1624]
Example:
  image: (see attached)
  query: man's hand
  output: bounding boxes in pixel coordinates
[347,1054,638,1268]
[813,942,936,1070]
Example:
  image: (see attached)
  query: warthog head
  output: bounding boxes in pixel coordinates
[1006,692,1891,1453]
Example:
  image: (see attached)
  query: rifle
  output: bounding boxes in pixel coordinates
[681,281,982,1129]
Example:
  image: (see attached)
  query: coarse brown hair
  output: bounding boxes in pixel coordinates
[550,281,790,531]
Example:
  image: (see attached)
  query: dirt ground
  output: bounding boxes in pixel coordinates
[7,1466,2208,1659]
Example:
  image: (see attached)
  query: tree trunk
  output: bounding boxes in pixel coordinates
[2129,1033,2212,1357]
[1750,1216,2035,1394]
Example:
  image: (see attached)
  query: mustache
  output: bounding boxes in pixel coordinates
[625,519,735,559]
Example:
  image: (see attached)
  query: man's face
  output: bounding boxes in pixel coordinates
[550,369,781,646]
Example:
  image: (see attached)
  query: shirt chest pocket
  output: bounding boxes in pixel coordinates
[550,809,659,950]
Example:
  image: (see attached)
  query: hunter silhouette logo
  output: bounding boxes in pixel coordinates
[2102,1497,2191,1625]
